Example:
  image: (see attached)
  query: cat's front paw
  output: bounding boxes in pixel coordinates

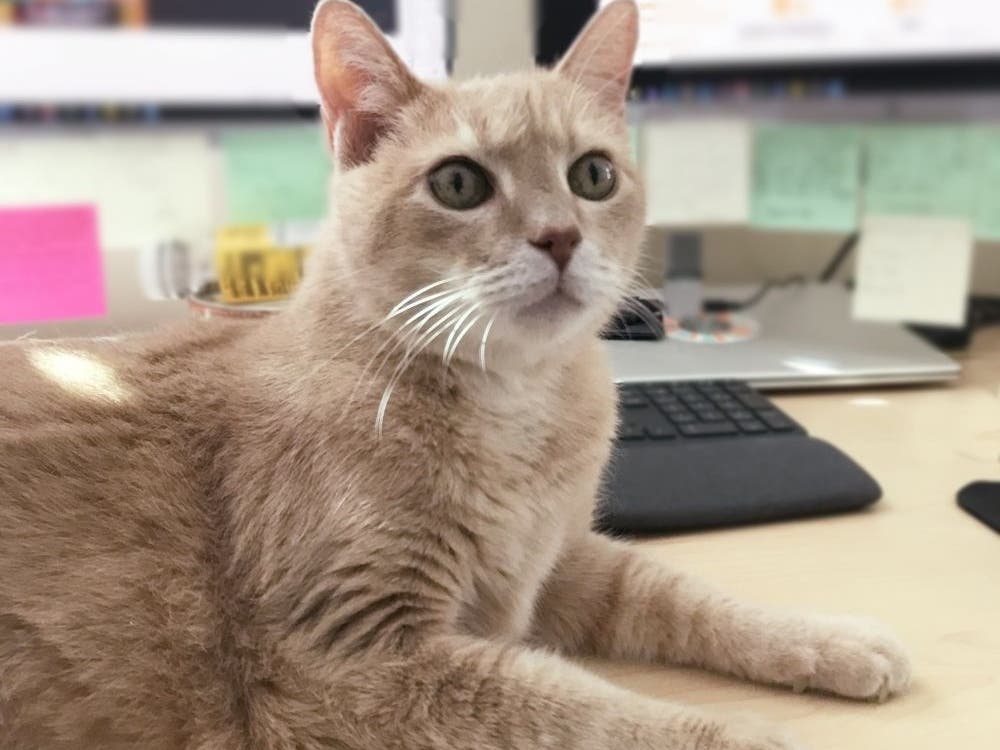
[781,615,912,701]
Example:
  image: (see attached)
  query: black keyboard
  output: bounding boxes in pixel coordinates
[600,380,882,534]
[617,381,803,442]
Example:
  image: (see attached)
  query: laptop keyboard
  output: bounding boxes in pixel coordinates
[617,381,804,441]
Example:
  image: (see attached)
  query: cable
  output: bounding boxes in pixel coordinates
[819,231,860,282]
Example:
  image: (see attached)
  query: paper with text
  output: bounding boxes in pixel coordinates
[751,125,862,232]
[0,134,216,250]
[853,215,972,327]
[642,119,751,226]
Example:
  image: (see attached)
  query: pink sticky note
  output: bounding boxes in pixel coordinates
[0,205,107,325]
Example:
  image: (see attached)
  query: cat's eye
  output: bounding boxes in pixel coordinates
[568,153,617,202]
[428,159,493,211]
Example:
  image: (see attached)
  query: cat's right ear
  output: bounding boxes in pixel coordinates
[312,0,423,168]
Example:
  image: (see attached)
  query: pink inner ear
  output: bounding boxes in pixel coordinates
[312,2,422,168]
[336,112,389,168]
[556,0,639,110]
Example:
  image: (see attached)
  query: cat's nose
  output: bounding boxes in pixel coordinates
[529,227,582,272]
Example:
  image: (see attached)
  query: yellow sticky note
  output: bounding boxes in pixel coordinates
[642,119,751,226]
[853,215,972,327]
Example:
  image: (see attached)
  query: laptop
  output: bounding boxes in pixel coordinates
[608,283,960,390]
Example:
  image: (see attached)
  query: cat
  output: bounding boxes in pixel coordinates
[0,1,911,748]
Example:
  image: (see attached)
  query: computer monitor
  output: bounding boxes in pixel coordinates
[537,1,1000,109]
[0,0,451,124]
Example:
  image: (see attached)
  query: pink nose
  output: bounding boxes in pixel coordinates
[529,227,582,272]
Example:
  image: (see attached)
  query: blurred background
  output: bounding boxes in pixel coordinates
[1,0,999,343]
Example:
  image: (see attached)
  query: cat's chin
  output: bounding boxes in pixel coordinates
[513,290,586,325]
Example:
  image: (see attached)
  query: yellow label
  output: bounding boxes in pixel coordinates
[215,224,309,304]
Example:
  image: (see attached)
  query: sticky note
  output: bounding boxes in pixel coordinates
[0,205,106,325]
[751,125,862,232]
[221,128,331,224]
[970,128,1000,241]
[0,134,216,249]
[628,124,641,162]
[864,126,976,218]
[853,215,972,327]
[642,119,750,226]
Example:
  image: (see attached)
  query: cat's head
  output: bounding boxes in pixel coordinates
[307,0,644,369]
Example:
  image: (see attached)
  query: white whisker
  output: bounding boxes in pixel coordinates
[479,315,498,372]
[389,275,465,318]
[443,304,482,365]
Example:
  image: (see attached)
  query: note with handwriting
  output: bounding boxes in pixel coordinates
[864,126,976,218]
[751,125,862,232]
[853,215,972,327]
[222,128,330,224]
[0,134,216,249]
[642,119,751,226]
[0,205,106,325]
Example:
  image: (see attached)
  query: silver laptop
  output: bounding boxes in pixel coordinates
[608,284,960,390]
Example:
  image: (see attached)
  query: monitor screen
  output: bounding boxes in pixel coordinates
[0,0,448,116]
[612,0,1000,68]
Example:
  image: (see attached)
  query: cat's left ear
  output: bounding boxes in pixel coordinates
[556,0,639,115]
[312,0,423,168]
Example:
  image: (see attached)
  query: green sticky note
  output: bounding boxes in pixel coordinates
[750,125,862,232]
[628,124,641,162]
[971,128,1000,241]
[864,126,976,218]
[222,128,330,224]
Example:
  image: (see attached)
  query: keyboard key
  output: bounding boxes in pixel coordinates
[737,394,773,410]
[694,408,725,422]
[619,422,646,440]
[726,409,755,421]
[681,397,712,410]
[651,395,683,408]
[663,409,697,423]
[712,397,741,409]
[756,410,797,432]
[644,424,677,440]
[737,419,768,434]
[678,421,739,437]
[620,393,649,408]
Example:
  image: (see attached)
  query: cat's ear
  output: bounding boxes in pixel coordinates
[556,0,639,115]
[312,0,423,167]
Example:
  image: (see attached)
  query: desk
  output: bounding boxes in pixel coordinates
[594,327,1000,749]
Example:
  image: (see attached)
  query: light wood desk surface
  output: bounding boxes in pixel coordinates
[594,328,1000,749]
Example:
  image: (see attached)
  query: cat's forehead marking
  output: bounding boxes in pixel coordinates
[455,119,480,150]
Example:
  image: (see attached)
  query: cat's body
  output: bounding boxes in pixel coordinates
[1,2,910,748]
[0,308,612,749]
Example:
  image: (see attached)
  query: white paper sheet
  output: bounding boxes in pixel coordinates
[0,134,218,250]
[852,215,973,327]
[641,118,751,226]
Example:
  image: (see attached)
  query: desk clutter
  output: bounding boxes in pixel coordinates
[0,120,991,324]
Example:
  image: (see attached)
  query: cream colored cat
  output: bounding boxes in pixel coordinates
[0,2,910,748]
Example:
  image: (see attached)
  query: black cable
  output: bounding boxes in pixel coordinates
[819,231,860,282]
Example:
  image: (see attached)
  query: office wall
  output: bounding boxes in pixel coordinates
[453,1,1000,296]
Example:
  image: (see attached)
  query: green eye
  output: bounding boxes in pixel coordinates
[428,159,493,210]
[568,153,617,202]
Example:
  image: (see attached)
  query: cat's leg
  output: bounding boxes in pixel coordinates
[323,635,800,750]
[532,533,911,702]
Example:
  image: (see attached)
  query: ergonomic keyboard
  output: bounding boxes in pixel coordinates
[599,380,882,534]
